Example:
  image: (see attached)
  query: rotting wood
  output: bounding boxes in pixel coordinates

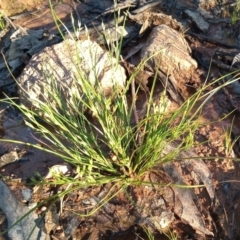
[187,31,240,49]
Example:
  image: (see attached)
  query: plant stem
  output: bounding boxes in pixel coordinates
[131,78,142,147]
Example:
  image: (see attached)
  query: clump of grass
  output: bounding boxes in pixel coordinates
[0,12,6,30]
[4,41,240,196]
[2,1,240,238]
[2,0,240,198]
[7,63,192,182]
[229,1,240,24]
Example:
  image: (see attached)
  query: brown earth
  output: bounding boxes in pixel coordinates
[0,0,47,16]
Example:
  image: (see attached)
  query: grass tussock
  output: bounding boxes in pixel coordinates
[2,2,240,238]
[2,5,240,194]
[4,41,240,189]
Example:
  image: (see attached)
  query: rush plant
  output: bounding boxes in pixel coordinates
[1,0,240,238]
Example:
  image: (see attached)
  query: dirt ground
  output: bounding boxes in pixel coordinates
[1,0,240,239]
[0,0,46,16]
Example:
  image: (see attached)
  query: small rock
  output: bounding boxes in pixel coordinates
[0,180,47,240]
[45,164,70,179]
[184,10,210,32]
[0,151,19,168]
[18,39,126,111]
[141,25,197,100]
[197,6,214,19]
[141,25,197,74]
[2,27,59,76]
[7,28,44,62]
[10,28,43,42]
[21,188,33,202]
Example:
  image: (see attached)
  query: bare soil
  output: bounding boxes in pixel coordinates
[0,0,46,16]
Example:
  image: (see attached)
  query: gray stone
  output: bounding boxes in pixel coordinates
[184,9,210,32]
[21,188,33,201]
[0,180,47,240]
[0,150,19,168]
[141,25,197,75]
[18,39,126,111]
